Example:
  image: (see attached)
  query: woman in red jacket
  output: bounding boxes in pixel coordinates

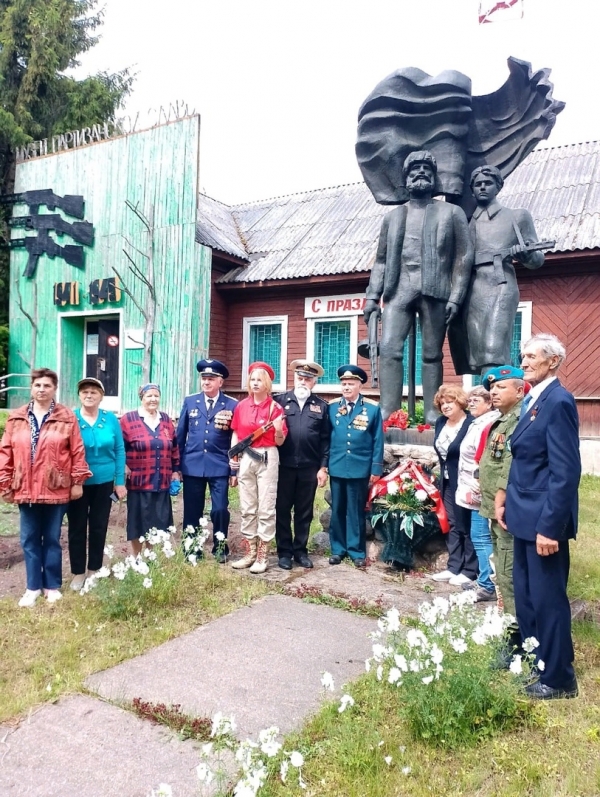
[0,368,91,607]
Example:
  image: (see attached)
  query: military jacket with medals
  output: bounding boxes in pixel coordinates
[176,391,238,478]
[273,391,330,469]
[479,398,523,520]
[328,395,384,479]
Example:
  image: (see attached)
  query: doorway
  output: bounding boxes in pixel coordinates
[85,317,120,410]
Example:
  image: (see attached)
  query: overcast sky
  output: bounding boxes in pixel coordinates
[76,0,597,205]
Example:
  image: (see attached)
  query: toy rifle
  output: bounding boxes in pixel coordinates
[229,421,274,461]
[9,214,94,246]
[0,189,85,219]
[477,240,555,286]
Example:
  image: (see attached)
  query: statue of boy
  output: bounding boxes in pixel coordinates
[363,151,473,424]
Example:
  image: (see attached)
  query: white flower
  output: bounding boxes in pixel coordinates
[376,665,383,681]
[211,711,237,737]
[378,607,401,633]
[184,525,195,534]
[406,628,428,649]
[167,525,176,534]
[163,547,175,558]
[143,578,152,589]
[183,537,193,551]
[522,636,540,653]
[414,489,428,502]
[321,671,335,691]
[401,473,411,481]
[509,654,523,675]
[146,550,157,561]
[338,694,355,713]
[196,762,214,783]
[372,643,392,662]
[103,544,114,558]
[409,659,422,673]
[199,517,209,527]
[399,745,406,753]
[97,566,111,578]
[430,644,444,665]
[422,675,434,685]
[258,727,282,757]
[384,755,393,765]
[450,637,468,654]
[280,759,289,783]
[138,536,145,544]
[215,531,225,541]
[388,667,402,685]
[538,659,546,672]
[201,742,213,756]
[289,751,304,767]
[402,766,412,775]
[365,658,372,672]
[387,481,399,495]
[394,653,408,672]
[188,555,197,566]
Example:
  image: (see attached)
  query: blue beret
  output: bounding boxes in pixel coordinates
[337,364,368,384]
[197,359,229,379]
[482,365,524,391]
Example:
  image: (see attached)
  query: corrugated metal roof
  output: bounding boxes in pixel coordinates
[196,193,248,260]
[207,140,600,283]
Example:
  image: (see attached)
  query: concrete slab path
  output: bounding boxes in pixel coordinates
[86,594,376,740]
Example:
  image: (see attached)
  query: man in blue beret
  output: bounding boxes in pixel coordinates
[177,359,238,562]
[327,365,384,567]
[478,364,525,659]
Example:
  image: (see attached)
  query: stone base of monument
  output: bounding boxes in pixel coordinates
[385,428,435,447]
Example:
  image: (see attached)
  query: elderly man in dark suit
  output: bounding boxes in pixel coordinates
[177,359,238,562]
[363,150,473,423]
[500,334,581,699]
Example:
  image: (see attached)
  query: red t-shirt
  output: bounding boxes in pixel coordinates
[231,396,287,448]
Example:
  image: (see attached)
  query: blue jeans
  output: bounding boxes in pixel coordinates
[19,503,67,591]
[470,511,495,592]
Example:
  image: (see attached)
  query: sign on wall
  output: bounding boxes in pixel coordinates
[304,294,366,318]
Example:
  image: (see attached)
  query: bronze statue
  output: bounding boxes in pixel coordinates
[449,165,552,375]
[363,151,473,424]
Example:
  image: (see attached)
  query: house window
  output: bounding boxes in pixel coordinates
[465,302,532,388]
[242,315,288,391]
[314,319,352,385]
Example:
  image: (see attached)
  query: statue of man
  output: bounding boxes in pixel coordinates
[449,165,545,375]
[363,151,473,424]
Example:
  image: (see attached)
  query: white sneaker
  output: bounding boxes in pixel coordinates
[448,573,473,586]
[432,569,454,582]
[70,575,86,591]
[18,589,41,607]
[46,589,63,604]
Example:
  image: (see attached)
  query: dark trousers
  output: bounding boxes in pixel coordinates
[67,482,113,574]
[329,475,369,561]
[20,503,67,590]
[513,536,575,688]
[275,465,319,559]
[182,474,230,553]
[444,490,478,580]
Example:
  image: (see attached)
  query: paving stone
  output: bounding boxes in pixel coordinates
[86,594,376,739]
[0,694,233,797]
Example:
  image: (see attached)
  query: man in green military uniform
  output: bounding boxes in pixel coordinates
[328,365,384,568]
[479,365,525,657]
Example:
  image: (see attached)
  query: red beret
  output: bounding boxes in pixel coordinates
[249,361,275,381]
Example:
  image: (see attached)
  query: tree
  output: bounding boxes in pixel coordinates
[0,0,133,353]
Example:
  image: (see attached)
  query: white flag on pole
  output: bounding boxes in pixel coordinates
[479,0,524,24]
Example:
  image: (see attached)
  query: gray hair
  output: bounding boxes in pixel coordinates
[468,385,492,401]
[522,333,566,367]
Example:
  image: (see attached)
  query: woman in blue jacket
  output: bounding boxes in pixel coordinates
[67,378,126,590]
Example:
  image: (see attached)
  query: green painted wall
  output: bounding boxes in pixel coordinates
[8,116,211,416]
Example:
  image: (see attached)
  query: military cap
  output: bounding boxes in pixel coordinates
[77,377,105,393]
[482,365,525,391]
[249,361,275,380]
[337,364,368,384]
[290,359,324,378]
[197,359,229,379]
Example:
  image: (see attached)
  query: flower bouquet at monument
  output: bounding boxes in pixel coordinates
[369,459,448,570]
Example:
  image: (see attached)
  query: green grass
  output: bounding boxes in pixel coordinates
[0,501,19,536]
[0,561,270,723]
[570,475,600,601]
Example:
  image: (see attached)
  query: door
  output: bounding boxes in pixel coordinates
[85,318,120,398]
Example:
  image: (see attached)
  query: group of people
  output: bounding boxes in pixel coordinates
[432,333,581,700]
[0,334,581,701]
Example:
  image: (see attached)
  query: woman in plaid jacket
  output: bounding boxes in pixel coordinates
[120,384,180,555]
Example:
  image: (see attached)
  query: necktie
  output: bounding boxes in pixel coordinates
[347,401,354,414]
[522,394,532,413]
[207,399,214,412]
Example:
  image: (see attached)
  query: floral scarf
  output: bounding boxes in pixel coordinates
[27,400,55,462]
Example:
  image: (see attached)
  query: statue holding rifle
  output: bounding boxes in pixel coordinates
[448,165,552,375]
[363,151,473,425]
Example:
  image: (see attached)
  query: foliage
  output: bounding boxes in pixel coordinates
[181,518,210,565]
[0,325,7,373]
[371,467,436,539]
[130,697,212,742]
[368,595,533,749]
[0,407,9,436]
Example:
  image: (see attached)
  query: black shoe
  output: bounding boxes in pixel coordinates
[525,679,578,700]
[329,555,342,565]
[278,557,293,570]
[294,554,313,569]
[353,558,367,569]
[213,550,228,564]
